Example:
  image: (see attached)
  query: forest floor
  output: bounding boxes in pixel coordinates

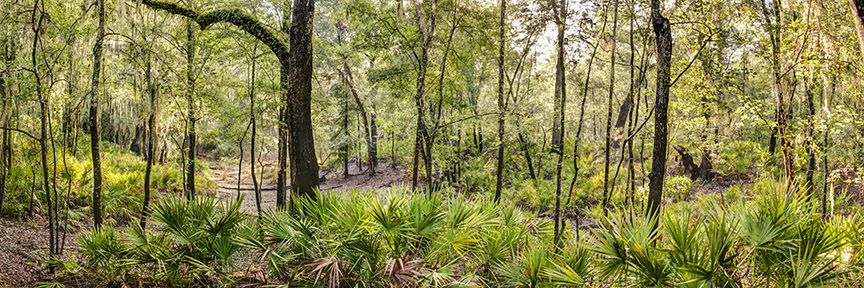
[0,214,82,287]
[209,159,412,212]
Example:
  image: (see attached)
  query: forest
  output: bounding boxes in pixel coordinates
[1,0,864,286]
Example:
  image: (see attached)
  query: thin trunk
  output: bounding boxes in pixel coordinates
[90,0,105,229]
[646,0,672,220]
[31,0,56,256]
[276,8,289,209]
[342,85,350,178]
[339,65,375,175]
[821,78,833,218]
[566,4,609,208]
[0,54,6,214]
[185,21,197,200]
[804,78,816,197]
[518,132,536,180]
[626,0,639,218]
[603,0,619,214]
[250,46,262,218]
[237,121,250,200]
[411,0,438,194]
[553,0,567,246]
[760,0,793,183]
[141,51,156,229]
[494,0,506,203]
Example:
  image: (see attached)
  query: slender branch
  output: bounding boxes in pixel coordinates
[0,127,40,142]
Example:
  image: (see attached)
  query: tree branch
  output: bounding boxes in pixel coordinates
[0,127,40,142]
[140,0,289,65]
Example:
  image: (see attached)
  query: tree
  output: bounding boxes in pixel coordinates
[494,0,506,203]
[90,0,106,228]
[184,20,198,200]
[645,0,672,220]
[409,0,438,194]
[603,0,620,213]
[141,0,321,200]
[552,0,567,246]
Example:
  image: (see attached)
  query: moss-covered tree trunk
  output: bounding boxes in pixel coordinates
[552,0,567,246]
[185,20,197,200]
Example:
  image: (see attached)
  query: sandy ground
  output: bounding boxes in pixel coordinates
[210,160,412,213]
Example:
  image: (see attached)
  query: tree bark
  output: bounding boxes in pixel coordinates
[286,0,320,200]
[89,0,105,229]
[277,10,289,209]
[141,51,157,229]
[553,0,567,246]
[185,21,197,200]
[249,45,262,218]
[410,0,438,194]
[339,65,375,175]
[646,0,672,220]
[603,0,619,214]
[804,78,816,197]
[494,0,506,203]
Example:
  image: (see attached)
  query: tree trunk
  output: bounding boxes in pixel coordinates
[249,45,262,218]
[804,78,816,197]
[494,0,506,203]
[0,40,8,214]
[276,6,289,209]
[646,0,672,220]
[567,4,609,208]
[141,51,157,229]
[185,21,197,200]
[287,0,320,200]
[603,0,619,213]
[411,0,438,194]
[553,0,567,246]
[518,132,536,180]
[89,0,105,229]
[339,65,375,175]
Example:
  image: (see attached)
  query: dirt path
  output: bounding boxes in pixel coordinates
[209,160,411,213]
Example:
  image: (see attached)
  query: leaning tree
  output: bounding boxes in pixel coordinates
[140,0,320,200]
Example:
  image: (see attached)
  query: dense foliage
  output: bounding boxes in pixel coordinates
[50,181,863,287]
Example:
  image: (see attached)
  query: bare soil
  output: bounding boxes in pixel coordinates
[210,159,411,213]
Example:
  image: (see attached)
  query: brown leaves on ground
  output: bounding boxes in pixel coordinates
[0,216,52,287]
[376,257,425,288]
